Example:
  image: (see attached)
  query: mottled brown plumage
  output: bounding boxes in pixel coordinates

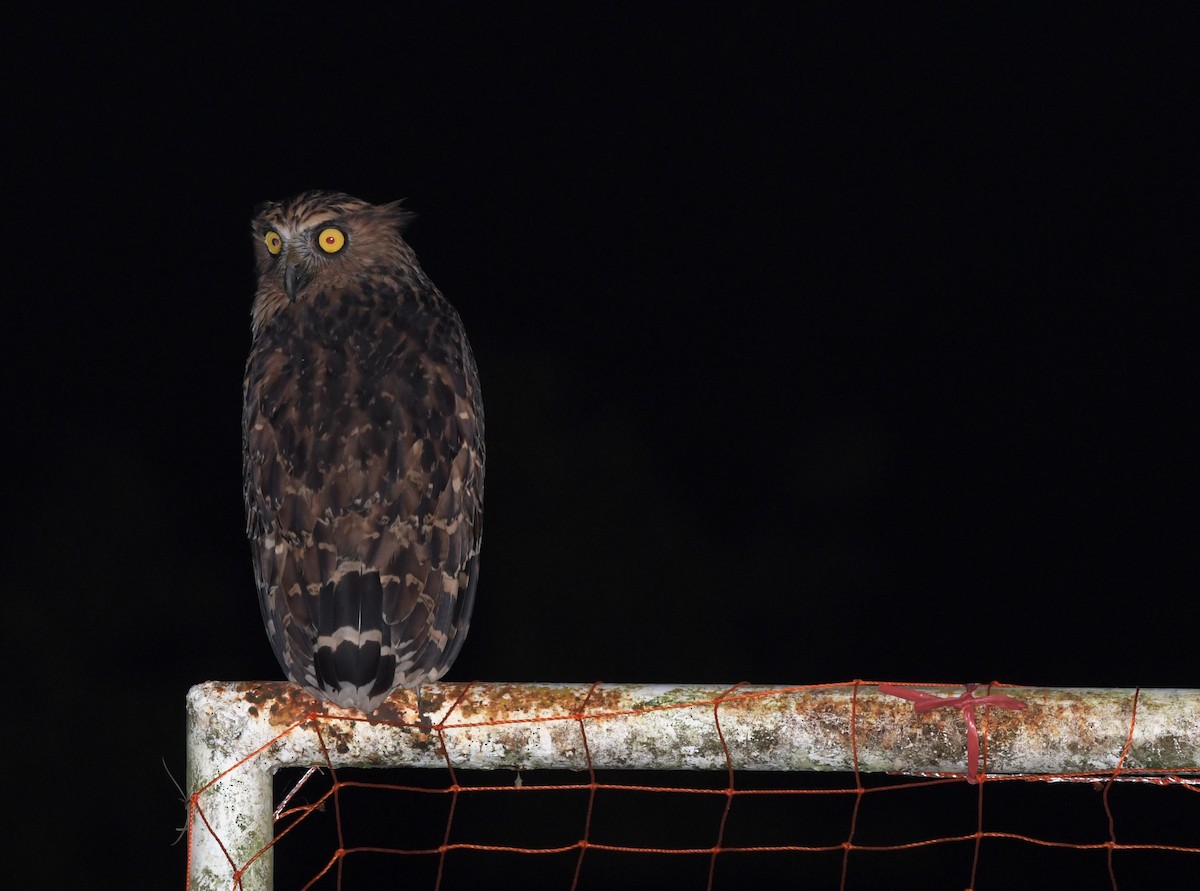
[243,191,483,712]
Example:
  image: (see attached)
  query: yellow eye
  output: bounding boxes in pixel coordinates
[317,227,346,254]
[264,231,283,255]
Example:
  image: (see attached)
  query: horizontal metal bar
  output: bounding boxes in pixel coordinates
[188,680,1200,776]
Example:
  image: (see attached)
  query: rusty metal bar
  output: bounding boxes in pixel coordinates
[186,681,1200,890]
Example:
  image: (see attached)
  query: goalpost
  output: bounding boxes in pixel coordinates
[185,680,1200,890]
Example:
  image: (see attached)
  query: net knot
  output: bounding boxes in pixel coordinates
[878,682,1027,783]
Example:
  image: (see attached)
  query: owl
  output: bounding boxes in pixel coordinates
[243,190,484,712]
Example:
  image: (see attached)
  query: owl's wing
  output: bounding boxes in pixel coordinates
[243,322,483,712]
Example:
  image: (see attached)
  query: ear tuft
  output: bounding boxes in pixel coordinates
[377,200,416,231]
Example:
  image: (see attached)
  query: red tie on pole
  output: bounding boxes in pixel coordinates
[878,683,1028,783]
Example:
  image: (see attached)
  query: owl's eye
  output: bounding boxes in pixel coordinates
[264,232,283,255]
[317,228,346,254]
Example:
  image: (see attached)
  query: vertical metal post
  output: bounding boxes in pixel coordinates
[187,685,274,891]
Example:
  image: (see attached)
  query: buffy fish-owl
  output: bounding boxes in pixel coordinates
[242,190,483,712]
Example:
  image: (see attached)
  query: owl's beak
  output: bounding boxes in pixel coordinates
[283,258,304,302]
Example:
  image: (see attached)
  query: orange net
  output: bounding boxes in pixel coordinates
[186,681,1200,889]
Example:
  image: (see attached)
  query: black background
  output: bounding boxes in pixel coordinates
[7,6,1193,887]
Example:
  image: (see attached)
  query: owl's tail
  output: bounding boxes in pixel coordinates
[312,570,398,713]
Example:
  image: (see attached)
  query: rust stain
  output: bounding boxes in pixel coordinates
[444,683,599,722]
[580,686,628,713]
[239,682,321,727]
[321,721,356,756]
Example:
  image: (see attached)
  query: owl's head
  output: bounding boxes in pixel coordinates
[250,190,416,323]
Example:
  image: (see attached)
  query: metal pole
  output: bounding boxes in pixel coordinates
[187,685,274,891]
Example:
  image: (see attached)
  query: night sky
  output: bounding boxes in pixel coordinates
[8,7,1192,887]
